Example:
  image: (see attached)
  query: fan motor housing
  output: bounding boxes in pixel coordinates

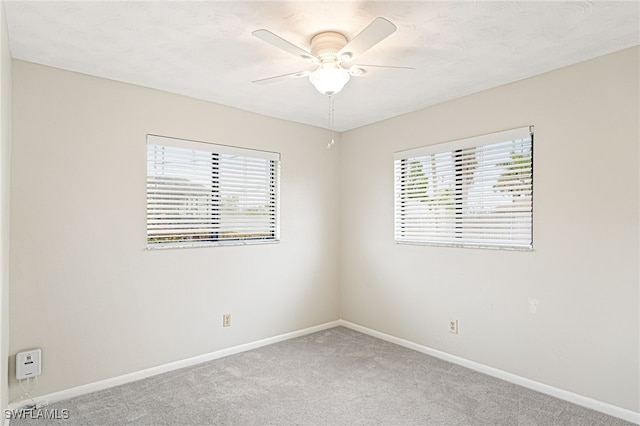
[310,31,348,62]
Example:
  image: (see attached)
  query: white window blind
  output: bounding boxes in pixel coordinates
[394,127,533,250]
[146,135,280,248]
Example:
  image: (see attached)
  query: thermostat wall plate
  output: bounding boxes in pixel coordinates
[16,349,41,380]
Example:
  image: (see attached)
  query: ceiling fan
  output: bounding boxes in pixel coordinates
[252,17,413,96]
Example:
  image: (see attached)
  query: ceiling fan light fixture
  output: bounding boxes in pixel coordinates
[309,62,351,95]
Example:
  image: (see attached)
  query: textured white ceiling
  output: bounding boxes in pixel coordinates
[4,1,639,131]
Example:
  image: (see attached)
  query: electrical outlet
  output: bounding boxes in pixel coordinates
[223,314,231,327]
[449,319,458,334]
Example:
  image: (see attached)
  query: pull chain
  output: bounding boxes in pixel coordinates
[327,96,336,149]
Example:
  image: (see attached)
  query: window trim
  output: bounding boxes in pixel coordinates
[394,126,534,250]
[146,135,281,249]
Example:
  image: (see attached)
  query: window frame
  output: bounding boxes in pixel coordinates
[394,126,534,250]
[146,135,281,249]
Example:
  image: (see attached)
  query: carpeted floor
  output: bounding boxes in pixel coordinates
[9,326,634,425]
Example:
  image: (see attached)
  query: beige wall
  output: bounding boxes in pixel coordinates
[0,1,11,412]
[339,47,639,411]
[9,60,341,399]
[7,47,639,414]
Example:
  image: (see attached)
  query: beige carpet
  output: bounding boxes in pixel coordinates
[9,326,634,425]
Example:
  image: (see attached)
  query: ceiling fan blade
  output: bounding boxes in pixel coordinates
[252,70,311,85]
[348,64,414,76]
[252,29,316,62]
[339,17,397,62]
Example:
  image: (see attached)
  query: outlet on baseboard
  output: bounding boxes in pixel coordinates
[449,319,458,334]
[223,314,231,327]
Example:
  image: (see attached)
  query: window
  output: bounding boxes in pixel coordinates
[394,126,533,250]
[146,135,280,248]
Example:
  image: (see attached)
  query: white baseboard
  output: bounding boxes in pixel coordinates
[5,319,638,425]
[5,320,341,417]
[338,319,640,425]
